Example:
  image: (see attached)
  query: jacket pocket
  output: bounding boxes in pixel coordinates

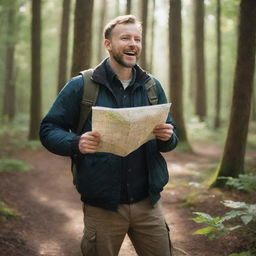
[81,227,97,256]
[76,153,119,198]
[147,141,169,193]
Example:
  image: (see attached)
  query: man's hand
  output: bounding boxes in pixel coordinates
[79,131,101,154]
[153,124,174,141]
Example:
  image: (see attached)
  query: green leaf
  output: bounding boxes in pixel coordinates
[192,212,214,223]
[223,210,244,221]
[222,200,247,209]
[241,215,253,225]
[227,225,241,231]
[193,226,215,235]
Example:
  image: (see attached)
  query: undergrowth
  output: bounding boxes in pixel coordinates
[0,158,31,172]
[0,201,19,219]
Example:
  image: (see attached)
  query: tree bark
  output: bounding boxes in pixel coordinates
[126,0,131,14]
[169,0,191,149]
[214,0,256,185]
[214,0,222,128]
[29,0,42,140]
[57,0,71,93]
[140,0,148,70]
[71,0,94,76]
[97,0,107,63]
[194,0,207,120]
[3,3,17,121]
[148,0,155,73]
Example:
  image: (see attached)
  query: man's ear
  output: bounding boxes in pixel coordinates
[104,39,111,51]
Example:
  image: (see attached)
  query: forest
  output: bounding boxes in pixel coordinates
[0,0,255,255]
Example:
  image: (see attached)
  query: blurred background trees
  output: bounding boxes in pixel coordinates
[0,0,255,183]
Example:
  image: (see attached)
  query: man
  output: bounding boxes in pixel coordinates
[40,15,178,256]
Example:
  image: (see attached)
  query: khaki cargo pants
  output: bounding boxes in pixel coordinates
[81,198,173,256]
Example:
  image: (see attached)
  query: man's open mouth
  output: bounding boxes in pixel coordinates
[124,51,136,56]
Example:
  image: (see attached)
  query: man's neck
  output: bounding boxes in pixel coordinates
[108,58,133,80]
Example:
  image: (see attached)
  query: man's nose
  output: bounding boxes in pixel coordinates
[128,38,137,46]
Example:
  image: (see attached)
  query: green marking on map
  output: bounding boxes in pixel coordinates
[106,112,129,125]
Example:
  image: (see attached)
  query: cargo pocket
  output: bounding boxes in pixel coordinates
[81,228,97,256]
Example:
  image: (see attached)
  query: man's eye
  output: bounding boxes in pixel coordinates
[121,37,129,40]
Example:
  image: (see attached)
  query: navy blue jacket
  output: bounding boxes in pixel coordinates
[40,59,178,210]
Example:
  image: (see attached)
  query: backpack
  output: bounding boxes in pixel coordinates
[71,69,159,184]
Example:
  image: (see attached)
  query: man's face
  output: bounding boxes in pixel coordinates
[104,23,142,68]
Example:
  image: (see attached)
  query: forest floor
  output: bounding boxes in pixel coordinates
[0,140,255,256]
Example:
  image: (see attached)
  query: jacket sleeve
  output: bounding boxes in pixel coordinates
[153,78,178,152]
[39,76,83,157]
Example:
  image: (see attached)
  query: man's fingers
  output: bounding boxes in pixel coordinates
[153,124,174,141]
[79,131,101,154]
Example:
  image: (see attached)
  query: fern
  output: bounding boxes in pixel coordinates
[219,174,256,192]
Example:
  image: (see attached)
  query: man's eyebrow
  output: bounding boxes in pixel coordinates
[120,33,141,37]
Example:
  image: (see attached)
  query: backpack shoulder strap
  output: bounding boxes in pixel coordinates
[76,69,99,134]
[145,76,158,105]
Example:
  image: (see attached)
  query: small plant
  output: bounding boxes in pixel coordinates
[193,200,256,238]
[219,174,256,192]
[192,200,256,254]
[0,158,31,172]
[0,201,19,218]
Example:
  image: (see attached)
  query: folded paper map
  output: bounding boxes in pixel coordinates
[92,103,172,157]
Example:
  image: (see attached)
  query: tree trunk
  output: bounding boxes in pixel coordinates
[140,0,148,70]
[251,68,256,121]
[126,0,131,14]
[194,0,207,120]
[29,0,42,140]
[214,0,256,186]
[3,3,17,122]
[71,0,94,77]
[214,0,222,128]
[148,0,155,73]
[115,0,120,17]
[97,0,107,63]
[57,0,71,93]
[169,0,191,150]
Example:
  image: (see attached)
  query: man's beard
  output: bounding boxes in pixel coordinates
[112,52,139,68]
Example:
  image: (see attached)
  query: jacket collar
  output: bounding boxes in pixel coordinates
[91,58,151,88]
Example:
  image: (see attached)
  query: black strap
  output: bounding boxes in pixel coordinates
[145,77,158,105]
[76,69,99,135]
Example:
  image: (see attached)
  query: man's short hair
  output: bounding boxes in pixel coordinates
[103,15,142,40]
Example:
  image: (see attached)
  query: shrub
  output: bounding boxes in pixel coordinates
[192,200,256,255]
[219,174,256,192]
[0,158,31,172]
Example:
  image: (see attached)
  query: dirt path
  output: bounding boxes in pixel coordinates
[0,144,254,256]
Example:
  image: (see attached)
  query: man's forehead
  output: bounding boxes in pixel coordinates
[112,23,142,36]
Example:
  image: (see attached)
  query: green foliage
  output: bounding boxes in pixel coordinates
[219,174,256,192]
[192,210,240,239]
[0,201,19,218]
[193,200,256,238]
[229,252,251,256]
[222,200,256,225]
[192,200,256,254]
[0,158,31,172]
[22,140,42,150]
